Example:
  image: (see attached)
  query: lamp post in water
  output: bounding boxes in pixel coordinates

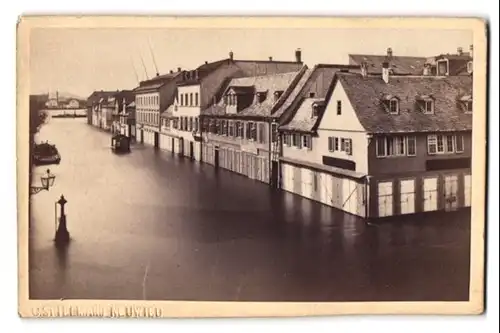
[55,195,70,245]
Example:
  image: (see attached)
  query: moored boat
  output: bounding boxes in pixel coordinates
[33,142,61,166]
[111,134,131,153]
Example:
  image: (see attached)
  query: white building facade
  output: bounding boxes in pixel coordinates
[166,84,202,160]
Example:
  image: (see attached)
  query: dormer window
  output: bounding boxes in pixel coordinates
[423,100,434,113]
[311,101,324,118]
[417,95,435,114]
[460,95,473,113]
[467,61,473,74]
[437,59,449,76]
[227,93,237,106]
[465,101,473,113]
[389,99,399,114]
[382,95,399,114]
[256,91,267,103]
[274,90,284,101]
[312,104,319,118]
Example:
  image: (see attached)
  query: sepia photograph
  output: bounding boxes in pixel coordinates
[17,16,487,317]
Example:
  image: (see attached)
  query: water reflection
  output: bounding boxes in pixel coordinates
[29,119,471,302]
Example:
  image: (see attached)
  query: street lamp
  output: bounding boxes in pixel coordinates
[30,169,56,195]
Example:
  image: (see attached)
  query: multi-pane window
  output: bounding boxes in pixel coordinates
[194,118,199,132]
[456,135,464,152]
[464,100,473,113]
[195,93,199,106]
[422,100,434,114]
[215,120,221,135]
[292,133,301,148]
[407,136,416,156]
[283,133,291,146]
[189,117,193,131]
[328,136,347,153]
[336,100,342,115]
[228,121,234,137]
[258,123,266,144]
[189,93,193,106]
[376,136,416,157]
[302,135,312,150]
[271,123,278,142]
[427,134,465,154]
[236,121,243,137]
[250,123,257,141]
[222,120,228,135]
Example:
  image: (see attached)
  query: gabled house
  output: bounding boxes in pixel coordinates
[133,70,185,147]
[110,90,134,134]
[278,66,473,219]
[99,94,119,131]
[86,90,116,128]
[200,67,307,184]
[118,100,136,139]
[160,50,304,162]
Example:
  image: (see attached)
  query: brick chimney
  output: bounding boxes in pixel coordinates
[387,47,393,59]
[361,61,368,77]
[295,48,302,63]
[177,67,181,72]
[229,51,234,60]
[423,63,431,76]
[382,61,390,83]
[469,44,473,56]
[169,70,173,74]
[457,47,463,55]
[269,56,273,61]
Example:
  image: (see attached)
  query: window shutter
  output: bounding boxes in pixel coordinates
[346,139,352,155]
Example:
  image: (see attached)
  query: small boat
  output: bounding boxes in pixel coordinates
[33,142,61,166]
[111,134,131,153]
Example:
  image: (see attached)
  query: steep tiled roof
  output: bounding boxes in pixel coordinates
[280,98,324,132]
[113,90,135,105]
[272,68,314,118]
[349,54,426,75]
[86,91,115,106]
[177,59,230,86]
[160,104,175,119]
[134,71,182,92]
[337,73,473,133]
[202,71,302,118]
[278,64,358,132]
[133,82,165,93]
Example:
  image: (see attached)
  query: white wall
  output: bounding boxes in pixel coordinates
[282,139,315,160]
[316,130,369,174]
[136,91,160,128]
[315,80,369,174]
[175,85,201,117]
[171,85,201,142]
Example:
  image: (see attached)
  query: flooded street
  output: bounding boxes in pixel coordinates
[29,118,471,302]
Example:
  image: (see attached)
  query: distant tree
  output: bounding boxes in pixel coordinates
[29,95,48,134]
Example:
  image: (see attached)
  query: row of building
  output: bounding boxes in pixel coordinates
[86,45,474,220]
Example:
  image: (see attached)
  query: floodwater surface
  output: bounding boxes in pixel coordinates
[29,118,471,301]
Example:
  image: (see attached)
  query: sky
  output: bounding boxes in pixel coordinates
[29,27,472,98]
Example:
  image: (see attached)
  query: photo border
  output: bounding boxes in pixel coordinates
[17,16,487,317]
